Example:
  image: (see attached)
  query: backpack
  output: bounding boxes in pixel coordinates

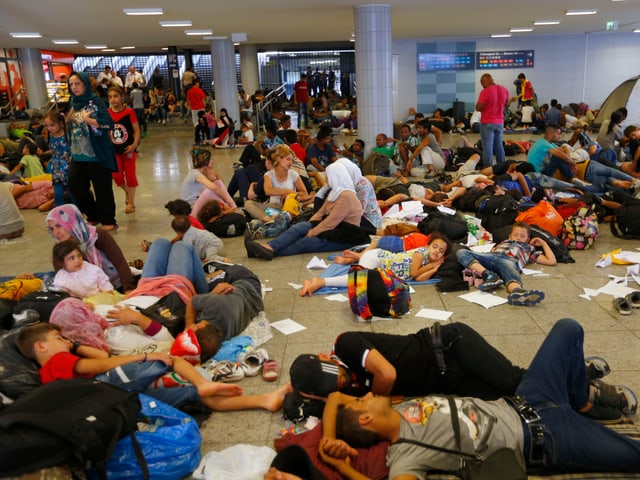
[0,378,141,476]
[204,212,247,237]
[610,203,640,240]
[282,391,325,423]
[529,224,575,264]
[476,195,519,233]
[559,205,598,250]
[347,266,411,321]
[361,152,391,176]
[417,211,468,243]
[13,290,71,324]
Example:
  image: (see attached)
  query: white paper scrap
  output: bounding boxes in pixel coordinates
[415,308,453,321]
[288,282,303,290]
[458,291,508,309]
[306,256,329,269]
[324,293,349,302]
[270,319,307,335]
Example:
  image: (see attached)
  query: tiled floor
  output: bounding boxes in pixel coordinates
[2,120,639,455]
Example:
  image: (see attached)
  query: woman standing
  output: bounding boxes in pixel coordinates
[66,72,118,230]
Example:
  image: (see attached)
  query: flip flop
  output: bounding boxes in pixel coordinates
[262,359,279,382]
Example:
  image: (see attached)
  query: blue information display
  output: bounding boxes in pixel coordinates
[417,52,475,72]
[477,50,534,69]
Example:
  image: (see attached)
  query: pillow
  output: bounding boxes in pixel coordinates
[273,422,389,480]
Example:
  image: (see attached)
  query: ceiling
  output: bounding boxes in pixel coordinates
[3,0,640,55]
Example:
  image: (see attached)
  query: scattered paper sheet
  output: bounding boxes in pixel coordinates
[307,256,329,269]
[288,282,303,290]
[415,308,453,321]
[437,205,456,215]
[470,243,495,253]
[324,293,349,302]
[270,319,306,335]
[595,255,612,268]
[598,281,636,298]
[466,232,478,247]
[458,291,508,309]
[399,200,424,217]
[382,204,401,218]
[522,268,548,276]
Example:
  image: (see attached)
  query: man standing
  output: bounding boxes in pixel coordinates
[294,74,310,129]
[185,79,206,127]
[476,74,510,167]
[124,65,143,94]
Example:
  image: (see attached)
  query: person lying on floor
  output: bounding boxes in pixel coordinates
[17,322,291,413]
[456,221,556,306]
[319,318,638,480]
[299,232,451,295]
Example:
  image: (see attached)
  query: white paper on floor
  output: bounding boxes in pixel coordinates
[415,308,453,321]
[324,293,349,302]
[270,318,306,335]
[459,291,508,309]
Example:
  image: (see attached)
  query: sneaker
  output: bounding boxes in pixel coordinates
[590,379,638,415]
[570,177,592,188]
[580,401,624,425]
[624,291,640,308]
[211,360,245,382]
[424,170,439,179]
[585,356,611,379]
[507,288,545,306]
[613,297,632,315]
[478,271,504,291]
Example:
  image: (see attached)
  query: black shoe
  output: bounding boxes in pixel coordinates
[244,238,274,260]
[590,379,638,415]
[585,356,610,380]
[580,402,624,425]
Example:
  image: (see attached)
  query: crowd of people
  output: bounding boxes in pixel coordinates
[1,66,640,480]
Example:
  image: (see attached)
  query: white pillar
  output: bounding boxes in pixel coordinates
[239,44,259,95]
[18,48,48,109]
[354,4,392,156]
[210,38,240,125]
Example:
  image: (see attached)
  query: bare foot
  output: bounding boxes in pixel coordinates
[199,381,243,398]
[300,277,326,296]
[342,250,361,262]
[332,255,352,265]
[262,382,293,412]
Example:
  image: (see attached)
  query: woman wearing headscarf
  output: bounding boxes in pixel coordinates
[66,71,118,229]
[244,162,370,259]
[335,157,382,233]
[46,204,135,292]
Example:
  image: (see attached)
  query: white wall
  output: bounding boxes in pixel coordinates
[393,32,640,122]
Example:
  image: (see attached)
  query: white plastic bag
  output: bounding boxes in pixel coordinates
[192,444,277,480]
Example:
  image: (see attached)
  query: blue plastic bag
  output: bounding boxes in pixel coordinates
[105,393,202,480]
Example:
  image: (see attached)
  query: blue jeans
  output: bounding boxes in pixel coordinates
[516,319,640,472]
[479,123,505,167]
[456,249,522,288]
[526,172,574,191]
[542,154,575,181]
[297,102,309,128]
[267,221,354,257]
[142,238,208,293]
[585,160,632,187]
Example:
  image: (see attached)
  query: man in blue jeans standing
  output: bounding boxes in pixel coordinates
[476,73,510,167]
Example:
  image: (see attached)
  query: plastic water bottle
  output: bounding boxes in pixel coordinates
[265,207,281,217]
[85,100,103,136]
[41,274,52,292]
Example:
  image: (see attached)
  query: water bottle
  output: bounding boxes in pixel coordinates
[85,100,103,136]
[265,207,281,217]
[41,274,52,292]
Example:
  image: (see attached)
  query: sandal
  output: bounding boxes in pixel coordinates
[240,348,269,377]
[262,359,279,382]
[141,239,152,252]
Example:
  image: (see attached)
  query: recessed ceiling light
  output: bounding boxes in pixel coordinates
[510,28,533,32]
[491,34,512,38]
[121,46,136,50]
[161,47,168,50]
[634,28,640,32]
[85,44,107,49]
[231,33,247,42]
[160,20,192,27]
[203,36,227,40]
[185,29,213,36]
[10,32,42,38]
[566,9,598,15]
[534,20,561,25]
[52,39,79,44]
[123,8,164,15]
[102,49,116,52]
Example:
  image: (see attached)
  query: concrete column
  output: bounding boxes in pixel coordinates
[210,38,240,127]
[18,48,48,109]
[239,44,259,95]
[354,4,392,156]
[167,46,181,100]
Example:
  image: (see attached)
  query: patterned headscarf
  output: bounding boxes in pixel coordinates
[50,298,110,352]
[46,204,101,266]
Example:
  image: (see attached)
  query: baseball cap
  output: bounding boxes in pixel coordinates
[289,354,341,397]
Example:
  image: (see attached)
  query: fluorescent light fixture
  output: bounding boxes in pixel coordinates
[52,39,79,44]
[231,32,247,42]
[123,8,164,15]
[203,36,228,40]
[566,9,598,15]
[634,28,640,32]
[491,34,512,38]
[160,20,192,27]
[85,44,107,49]
[10,32,42,38]
[121,46,136,49]
[102,49,116,52]
[510,27,533,32]
[161,47,168,50]
[534,20,561,25]
[185,29,213,35]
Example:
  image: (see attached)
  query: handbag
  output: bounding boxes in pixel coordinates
[138,292,186,337]
[397,397,527,480]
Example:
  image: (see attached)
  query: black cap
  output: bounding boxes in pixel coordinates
[290,354,340,397]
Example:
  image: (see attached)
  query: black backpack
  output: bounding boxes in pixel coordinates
[529,224,575,264]
[417,211,468,243]
[476,195,519,233]
[610,203,640,240]
[13,290,70,324]
[0,378,142,476]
